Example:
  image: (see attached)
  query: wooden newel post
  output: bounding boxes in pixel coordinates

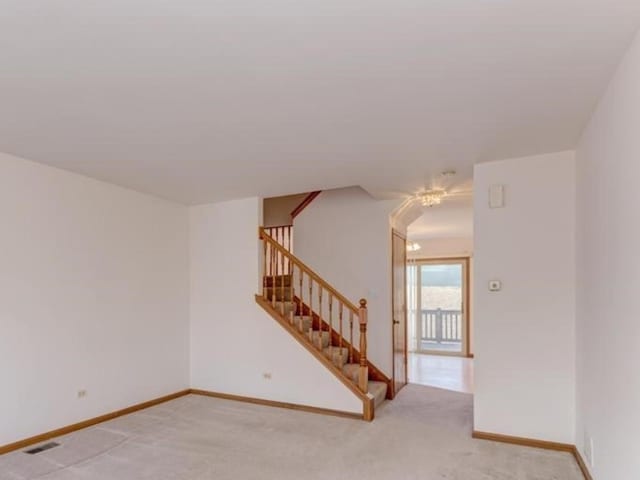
[358,298,369,393]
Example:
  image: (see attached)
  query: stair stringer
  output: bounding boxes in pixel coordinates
[255,295,375,419]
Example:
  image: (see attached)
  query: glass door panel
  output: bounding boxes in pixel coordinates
[412,260,467,356]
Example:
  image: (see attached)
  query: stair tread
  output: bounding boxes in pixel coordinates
[265,288,294,301]
[368,380,387,389]
[271,301,296,318]
[367,381,388,408]
[272,301,296,309]
[310,330,330,337]
[322,346,349,354]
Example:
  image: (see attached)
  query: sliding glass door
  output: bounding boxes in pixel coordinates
[408,258,469,356]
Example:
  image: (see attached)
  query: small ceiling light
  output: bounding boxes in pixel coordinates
[417,189,445,207]
[407,242,421,252]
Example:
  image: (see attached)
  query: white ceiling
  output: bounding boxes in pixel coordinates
[2,1,640,204]
[407,195,473,241]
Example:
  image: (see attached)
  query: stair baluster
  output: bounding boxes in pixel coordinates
[339,303,344,365]
[286,226,290,253]
[308,279,313,340]
[328,293,334,357]
[358,299,369,393]
[280,247,285,316]
[317,286,323,350]
[271,242,276,308]
[289,261,294,324]
[349,311,354,364]
[262,238,267,299]
[288,266,294,324]
[298,270,304,331]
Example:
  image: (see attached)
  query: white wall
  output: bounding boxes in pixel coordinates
[0,152,190,446]
[473,151,576,444]
[294,187,397,376]
[575,30,640,480]
[189,197,362,413]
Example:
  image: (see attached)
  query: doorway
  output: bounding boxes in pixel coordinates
[391,230,408,397]
[408,258,470,357]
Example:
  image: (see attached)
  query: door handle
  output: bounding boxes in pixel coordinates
[393,320,400,325]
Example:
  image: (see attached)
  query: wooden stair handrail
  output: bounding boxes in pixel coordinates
[259,227,359,314]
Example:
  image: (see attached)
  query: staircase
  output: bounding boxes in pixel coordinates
[256,226,391,421]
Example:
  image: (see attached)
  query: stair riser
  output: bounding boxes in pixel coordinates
[309,331,330,348]
[265,289,294,302]
[292,317,313,332]
[369,382,388,408]
[323,348,349,367]
[342,364,359,383]
[263,275,293,288]
[272,302,296,316]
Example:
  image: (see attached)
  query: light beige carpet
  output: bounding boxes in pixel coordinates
[0,385,583,479]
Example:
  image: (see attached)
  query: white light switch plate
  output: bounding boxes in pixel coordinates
[488,280,502,291]
[489,185,505,208]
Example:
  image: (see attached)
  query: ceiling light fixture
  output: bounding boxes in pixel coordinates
[417,189,445,207]
[407,242,421,252]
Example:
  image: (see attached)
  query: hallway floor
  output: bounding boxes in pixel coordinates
[408,352,474,393]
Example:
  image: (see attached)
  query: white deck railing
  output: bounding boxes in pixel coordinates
[420,309,462,344]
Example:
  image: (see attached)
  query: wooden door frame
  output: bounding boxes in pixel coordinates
[391,229,408,398]
[410,256,472,358]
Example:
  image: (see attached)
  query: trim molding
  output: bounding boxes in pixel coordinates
[0,387,363,457]
[472,431,592,480]
[0,390,191,456]
[472,430,574,452]
[191,389,363,421]
[572,447,594,480]
[291,191,321,219]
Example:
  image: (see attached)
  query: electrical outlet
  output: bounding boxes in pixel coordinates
[77,389,87,399]
[584,433,594,468]
[262,372,272,380]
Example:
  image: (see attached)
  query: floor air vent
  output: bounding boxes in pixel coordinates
[25,442,60,454]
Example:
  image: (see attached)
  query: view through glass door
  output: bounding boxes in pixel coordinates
[408,258,469,356]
